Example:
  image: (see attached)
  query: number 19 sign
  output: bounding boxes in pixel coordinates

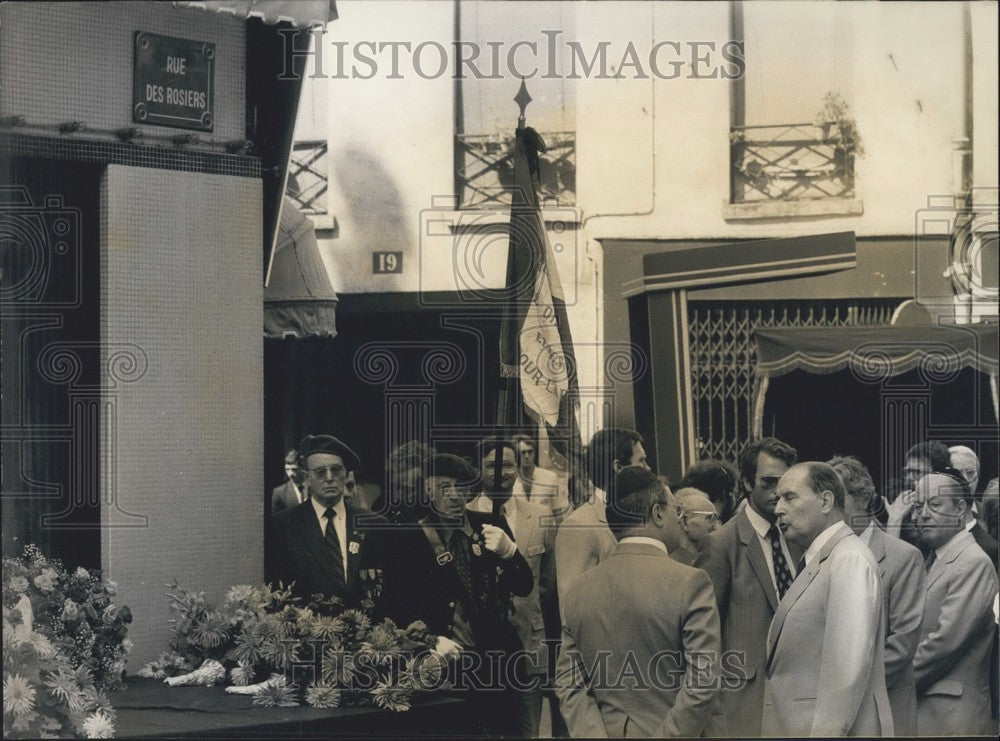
[373,251,403,274]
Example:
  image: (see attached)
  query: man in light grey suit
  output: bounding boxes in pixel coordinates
[830,455,925,735]
[695,437,800,736]
[763,462,893,737]
[912,471,999,736]
[556,466,721,737]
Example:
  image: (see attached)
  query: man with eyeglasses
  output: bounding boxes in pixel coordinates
[673,487,721,565]
[695,436,800,738]
[265,434,387,609]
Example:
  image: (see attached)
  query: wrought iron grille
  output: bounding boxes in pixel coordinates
[688,299,899,464]
[456,131,575,208]
[287,140,328,215]
[730,124,856,203]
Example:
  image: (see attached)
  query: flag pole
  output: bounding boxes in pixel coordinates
[492,80,533,521]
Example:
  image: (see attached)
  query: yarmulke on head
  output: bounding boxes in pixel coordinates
[606,465,664,536]
[298,434,361,472]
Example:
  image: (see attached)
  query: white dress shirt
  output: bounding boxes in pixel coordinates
[803,521,850,568]
[310,496,348,579]
[618,535,668,556]
[468,494,518,541]
[745,504,798,591]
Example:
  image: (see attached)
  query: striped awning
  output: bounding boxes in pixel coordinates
[173,1,337,28]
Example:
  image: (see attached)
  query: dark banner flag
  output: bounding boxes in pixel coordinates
[498,126,581,464]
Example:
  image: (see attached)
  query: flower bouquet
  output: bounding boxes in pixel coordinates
[140,581,442,712]
[2,545,131,738]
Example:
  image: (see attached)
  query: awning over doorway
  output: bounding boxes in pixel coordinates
[752,324,999,435]
[264,197,337,339]
[173,1,337,28]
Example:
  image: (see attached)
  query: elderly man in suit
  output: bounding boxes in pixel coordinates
[673,487,721,565]
[556,466,721,737]
[468,437,563,737]
[271,448,306,513]
[265,435,387,609]
[912,471,999,736]
[830,455,925,735]
[695,436,800,737]
[554,427,647,609]
[763,461,893,737]
[381,452,534,737]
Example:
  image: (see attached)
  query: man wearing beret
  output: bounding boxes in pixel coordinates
[265,434,388,610]
[381,451,535,737]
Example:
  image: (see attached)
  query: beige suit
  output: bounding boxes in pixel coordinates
[763,523,893,737]
[695,507,801,736]
[913,529,999,736]
[555,541,721,737]
[866,526,925,735]
[554,499,616,611]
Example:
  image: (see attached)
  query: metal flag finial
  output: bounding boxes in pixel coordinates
[515,78,532,130]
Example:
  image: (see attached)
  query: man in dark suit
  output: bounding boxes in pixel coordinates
[830,455,925,735]
[265,435,386,610]
[912,471,999,736]
[695,436,800,737]
[555,466,721,737]
[381,453,534,737]
[763,462,892,736]
[271,448,306,513]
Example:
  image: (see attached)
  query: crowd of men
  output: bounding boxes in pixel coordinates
[264,431,999,738]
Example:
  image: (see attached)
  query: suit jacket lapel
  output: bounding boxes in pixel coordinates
[736,511,779,612]
[767,525,853,668]
[926,530,972,589]
[868,526,888,579]
[344,504,364,596]
[518,503,538,553]
[296,503,340,589]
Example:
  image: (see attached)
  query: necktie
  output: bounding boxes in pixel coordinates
[323,507,346,591]
[768,524,795,599]
[795,555,807,580]
[924,550,937,572]
[449,528,474,602]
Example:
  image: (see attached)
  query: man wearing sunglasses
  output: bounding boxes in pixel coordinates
[265,434,387,609]
[673,487,721,565]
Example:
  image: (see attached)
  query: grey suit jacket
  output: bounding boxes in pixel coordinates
[866,526,925,736]
[271,480,304,513]
[763,524,893,737]
[695,507,802,737]
[555,541,721,738]
[913,529,999,736]
[554,499,616,611]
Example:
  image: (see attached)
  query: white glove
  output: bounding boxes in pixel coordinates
[434,635,462,658]
[481,524,517,559]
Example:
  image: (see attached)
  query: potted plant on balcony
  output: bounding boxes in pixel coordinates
[816,92,864,184]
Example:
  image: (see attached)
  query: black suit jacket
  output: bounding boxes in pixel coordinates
[971,520,1000,572]
[381,509,533,653]
[265,500,389,610]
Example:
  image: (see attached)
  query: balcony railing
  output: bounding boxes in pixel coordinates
[287,139,328,215]
[730,124,856,204]
[456,131,576,208]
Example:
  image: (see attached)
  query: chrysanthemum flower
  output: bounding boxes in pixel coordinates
[81,710,115,739]
[371,681,411,712]
[252,677,298,707]
[310,615,345,640]
[191,611,229,648]
[230,661,255,686]
[3,674,37,716]
[361,622,401,665]
[321,648,356,687]
[44,667,84,709]
[305,683,341,709]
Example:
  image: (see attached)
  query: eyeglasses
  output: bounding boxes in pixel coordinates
[308,464,347,479]
[686,510,721,524]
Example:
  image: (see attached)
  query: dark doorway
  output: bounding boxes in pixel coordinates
[1,156,104,568]
[263,295,502,508]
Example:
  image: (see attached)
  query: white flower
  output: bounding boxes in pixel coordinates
[3,674,37,716]
[9,576,29,594]
[33,567,58,593]
[82,711,115,738]
[75,567,91,579]
[348,541,361,555]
